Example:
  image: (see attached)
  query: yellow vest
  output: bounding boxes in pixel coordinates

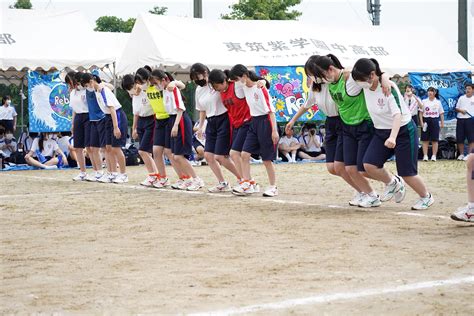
[146,86,169,120]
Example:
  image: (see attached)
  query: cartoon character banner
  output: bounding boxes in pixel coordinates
[28,70,72,132]
[255,66,326,122]
[408,72,472,121]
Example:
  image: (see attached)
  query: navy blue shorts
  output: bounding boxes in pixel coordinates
[421,117,440,142]
[193,136,204,151]
[104,109,128,148]
[242,114,276,161]
[325,116,344,163]
[456,118,474,144]
[231,121,251,152]
[205,112,232,156]
[0,120,14,133]
[343,120,374,172]
[364,121,419,177]
[90,119,105,148]
[137,115,155,153]
[154,118,170,148]
[73,113,90,149]
[169,112,193,156]
[412,115,419,126]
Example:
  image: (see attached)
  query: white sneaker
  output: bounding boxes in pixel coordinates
[463,155,468,161]
[86,171,102,182]
[208,181,231,193]
[171,179,185,190]
[73,172,87,181]
[153,177,170,188]
[450,204,474,222]
[358,193,381,208]
[263,186,278,197]
[380,176,405,202]
[232,181,254,196]
[44,165,58,170]
[187,177,204,191]
[140,175,157,187]
[349,192,365,206]
[431,155,437,162]
[423,155,429,161]
[411,193,434,210]
[249,180,260,193]
[394,176,407,203]
[457,154,465,161]
[113,174,129,184]
[98,173,116,183]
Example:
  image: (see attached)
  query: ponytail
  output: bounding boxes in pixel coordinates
[326,54,344,69]
[305,54,343,81]
[369,58,383,76]
[164,71,175,82]
[352,58,383,82]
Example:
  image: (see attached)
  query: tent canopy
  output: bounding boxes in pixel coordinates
[0,9,128,82]
[117,13,474,76]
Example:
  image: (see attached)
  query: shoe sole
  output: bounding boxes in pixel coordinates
[450,214,474,222]
[411,199,434,210]
[232,190,251,196]
[358,203,382,208]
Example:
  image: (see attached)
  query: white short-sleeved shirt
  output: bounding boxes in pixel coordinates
[242,85,275,117]
[279,136,299,146]
[363,82,412,130]
[69,88,88,114]
[304,85,338,117]
[96,87,122,114]
[30,138,59,157]
[163,88,186,115]
[456,95,474,119]
[0,105,17,120]
[299,134,323,152]
[132,90,154,117]
[404,95,422,116]
[0,136,17,158]
[57,136,70,155]
[421,98,444,118]
[195,84,228,117]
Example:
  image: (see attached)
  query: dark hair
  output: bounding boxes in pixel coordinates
[465,83,474,89]
[65,71,77,87]
[305,54,343,81]
[230,64,269,88]
[351,58,383,82]
[311,82,322,92]
[80,73,101,86]
[144,65,152,72]
[2,95,11,105]
[38,133,46,152]
[74,72,84,86]
[122,74,135,91]
[135,67,151,84]
[406,84,414,90]
[427,87,439,98]
[151,69,174,82]
[190,63,210,81]
[0,126,5,135]
[208,69,228,85]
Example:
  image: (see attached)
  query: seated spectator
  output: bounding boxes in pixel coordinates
[278,127,301,163]
[0,127,17,163]
[25,132,68,169]
[18,130,37,153]
[57,133,78,168]
[192,119,206,162]
[298,124,326,161]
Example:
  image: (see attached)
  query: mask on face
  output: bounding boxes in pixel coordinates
[356,81,372,89]
[6,100,11,105]
[5,133,13,140]
[195,79,207,87]
[141,83,148,90]
[86,87,95,92]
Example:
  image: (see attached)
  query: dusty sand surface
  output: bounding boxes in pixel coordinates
[1,160,473,315]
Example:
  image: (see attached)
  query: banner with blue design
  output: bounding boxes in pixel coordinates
[408,72,473,121]
[255,66,326,122]
[28,70,72,132]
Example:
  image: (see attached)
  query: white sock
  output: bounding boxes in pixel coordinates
[285,153,291,161]
[291,152,297,162]
[468,202,474,209]
[368,191,377,197]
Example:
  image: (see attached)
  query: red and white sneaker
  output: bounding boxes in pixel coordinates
[171,178,186,190]
[153,176,170,188]
[208,181,231,193]
[187,177,204,191]
[140,174,158,187]
[451,204,474,222]
[262,185,278,197]
[232,181,254,196]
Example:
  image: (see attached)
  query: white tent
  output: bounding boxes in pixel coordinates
[0,9,128,82]
[117,13,474,76]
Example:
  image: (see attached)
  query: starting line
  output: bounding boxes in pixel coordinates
[189,275,474,315]
[3,173,454,221]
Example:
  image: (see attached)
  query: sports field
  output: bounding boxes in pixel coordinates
[1,161,473,314]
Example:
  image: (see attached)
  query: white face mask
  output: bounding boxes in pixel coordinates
[86,87,95,92]
[5,133,13,140]
[235,81,244,88]
[357,81,372,89]
[141,83,148,90]
[77,86,85,91]
[6,100,11,105]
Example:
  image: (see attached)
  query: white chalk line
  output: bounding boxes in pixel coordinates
[3,173,452,220]
[189,275,474,316]
[0,190,107,199]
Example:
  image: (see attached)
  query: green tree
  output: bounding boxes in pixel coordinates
[9,0,32,9]
[149,6,168,15]
[94,16,135,33]
[221,0,302,20]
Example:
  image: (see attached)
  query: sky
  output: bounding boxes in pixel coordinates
[1,0,473,61]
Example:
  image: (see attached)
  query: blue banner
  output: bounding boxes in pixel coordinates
[408,72,472,121]
[28,70,72,132]
[255,66,326,122]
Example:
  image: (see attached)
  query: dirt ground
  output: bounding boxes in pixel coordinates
[1,160,473,315]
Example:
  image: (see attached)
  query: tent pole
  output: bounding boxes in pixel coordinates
[113,62,117,95]
[20,76,25,133]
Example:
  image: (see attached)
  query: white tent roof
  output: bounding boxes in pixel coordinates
[117,13,474,76]
[0,9,128,77]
